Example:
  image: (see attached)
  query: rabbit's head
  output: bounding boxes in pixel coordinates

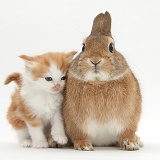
[69,11,129,82]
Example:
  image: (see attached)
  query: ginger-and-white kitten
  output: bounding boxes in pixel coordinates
[5,51,76,148]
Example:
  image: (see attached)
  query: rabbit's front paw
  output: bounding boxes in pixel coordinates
[121,138,144,151]
[74,140,94,151]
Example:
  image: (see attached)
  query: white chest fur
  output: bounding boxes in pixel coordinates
[21,84,63,124]
[85,119,124,146]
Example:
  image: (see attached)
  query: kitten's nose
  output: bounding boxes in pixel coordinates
[53,84,61,91]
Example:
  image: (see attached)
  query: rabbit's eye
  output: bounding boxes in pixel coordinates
[82,43,85,52]
[109,43,114,53]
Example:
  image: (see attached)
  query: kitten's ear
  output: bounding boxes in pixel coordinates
[19,55,37,69]
[66,51,77,62]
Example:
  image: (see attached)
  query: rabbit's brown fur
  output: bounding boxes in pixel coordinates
[63,11,143,151]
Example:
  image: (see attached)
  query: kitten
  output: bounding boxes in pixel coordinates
[4,51,76,148]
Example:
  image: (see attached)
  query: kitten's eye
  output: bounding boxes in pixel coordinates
[109,43,114,53]
[61,76,66,80]
[82,43,85,52]
[45,77,52,81]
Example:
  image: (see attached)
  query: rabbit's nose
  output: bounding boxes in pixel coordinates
[90,60,101,65]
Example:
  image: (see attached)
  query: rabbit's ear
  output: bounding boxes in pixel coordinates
[91,13,104,35]
[102,11,112,36]
[91,11,112,37]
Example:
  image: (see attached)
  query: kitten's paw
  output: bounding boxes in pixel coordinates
[52,134,68,145]
[74,140,94,151]
[47,136,63,148]
[32,141,49,148]
[48,137,63,148]
[121,139,143,151]
[21,139,32,148]
[48,136,57,148]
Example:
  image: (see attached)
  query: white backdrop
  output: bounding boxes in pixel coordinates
[0,0,160,160]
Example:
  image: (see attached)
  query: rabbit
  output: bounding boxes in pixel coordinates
[62,11,143,151]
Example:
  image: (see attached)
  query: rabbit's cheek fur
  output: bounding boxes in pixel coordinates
[84,70,110,81]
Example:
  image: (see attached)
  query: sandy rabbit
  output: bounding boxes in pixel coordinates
[63,11,143,151]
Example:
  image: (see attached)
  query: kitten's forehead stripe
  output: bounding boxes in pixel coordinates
[49,63,64,82]
[30,52,70,79]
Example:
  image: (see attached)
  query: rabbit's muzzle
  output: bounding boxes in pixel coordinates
[89,59,102,73]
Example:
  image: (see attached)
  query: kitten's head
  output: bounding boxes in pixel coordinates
[20,51,76,94]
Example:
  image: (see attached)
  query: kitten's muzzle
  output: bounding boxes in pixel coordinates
[53,84,61,91]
